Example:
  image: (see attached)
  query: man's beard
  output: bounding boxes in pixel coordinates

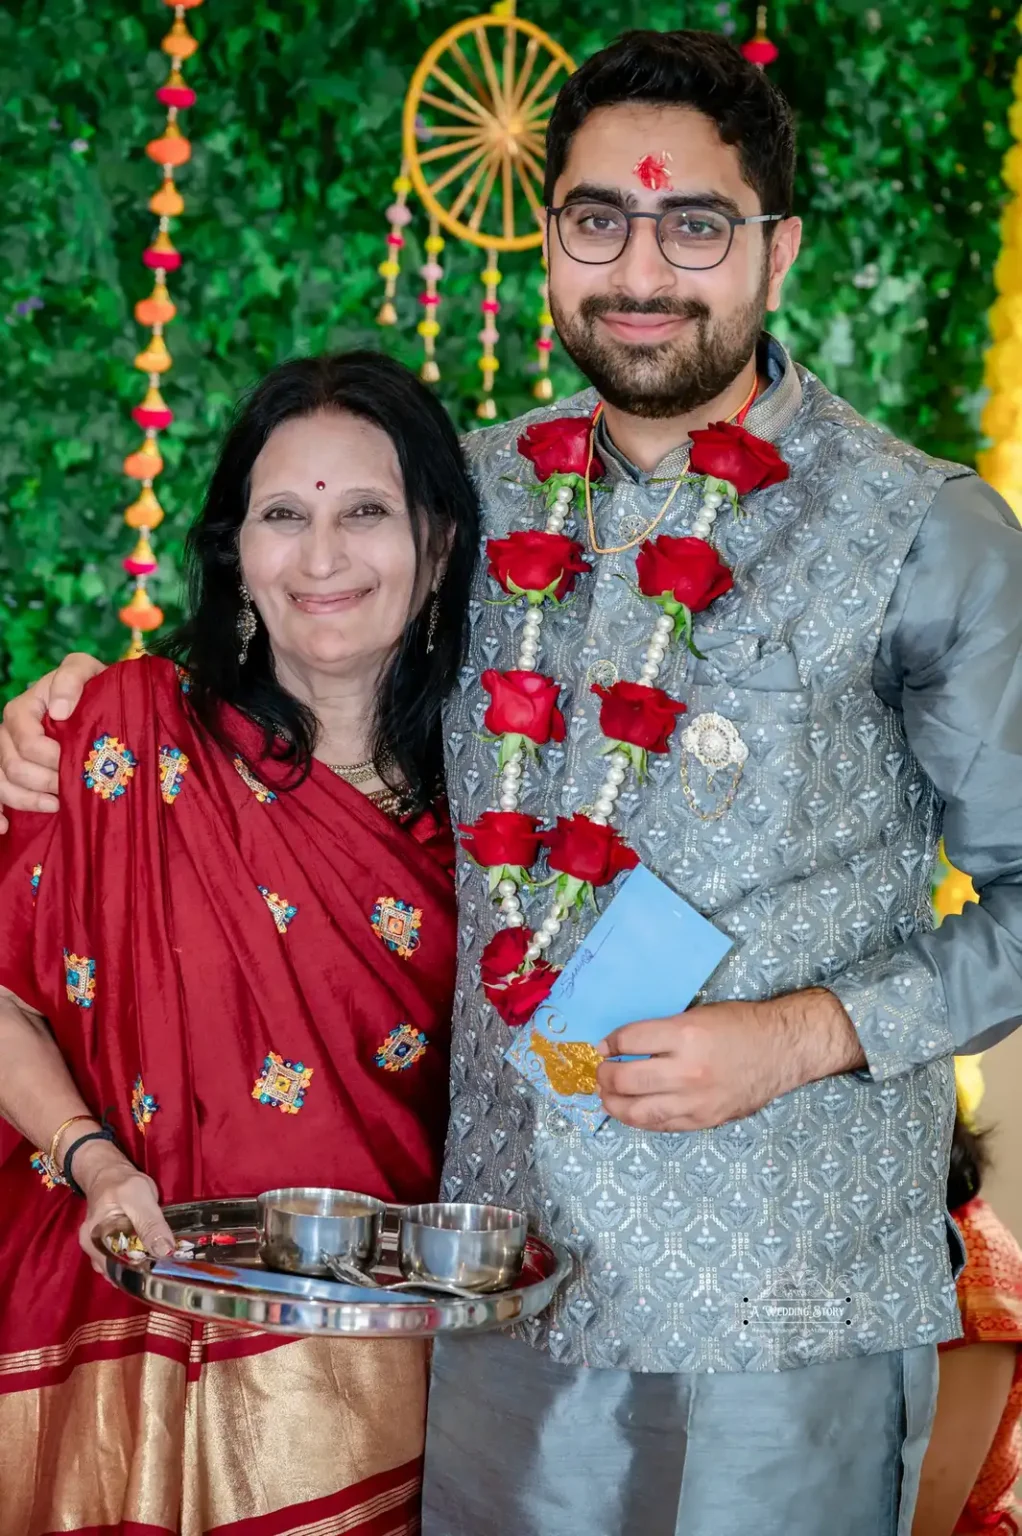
[549,269,769,420]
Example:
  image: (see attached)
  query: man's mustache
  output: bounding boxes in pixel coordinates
[578,295,712,324]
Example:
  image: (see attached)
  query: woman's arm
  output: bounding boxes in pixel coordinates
[0,985,175,1268]
[912,1341,1018,1536]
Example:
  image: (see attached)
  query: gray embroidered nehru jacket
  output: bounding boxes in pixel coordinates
[441,336,1022,1372]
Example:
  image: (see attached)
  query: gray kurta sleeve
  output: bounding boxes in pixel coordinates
[828,474,1022,1080]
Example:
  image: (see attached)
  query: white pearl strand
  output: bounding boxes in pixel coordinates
[495,480,575,936]
[496,475,725,967]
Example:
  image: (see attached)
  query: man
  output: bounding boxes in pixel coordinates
[2,29,1021,1536]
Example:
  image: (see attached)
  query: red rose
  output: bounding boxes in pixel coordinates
[487,531,592,602]
[517,416,605,482]
[688,421,789,495]
[460,811,544,870]
[484,960,559,1028]
[593,680,687,753]
[636,536,733,613]
[480,926,533,986]
[482,669,566,746]
[544,814,639,888]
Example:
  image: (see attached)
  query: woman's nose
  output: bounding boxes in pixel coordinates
[298,523,349,578]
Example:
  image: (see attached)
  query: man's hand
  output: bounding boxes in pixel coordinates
[0,653,107,829]
[596,987,867,1133]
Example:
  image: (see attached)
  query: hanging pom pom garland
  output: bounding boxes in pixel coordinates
[120,0,203,657]
[477,248,501,420]
[418,217,444,382]
[978,6,1022,522]
[741,5,779,68]
[377,165,413,327]
[533,259,555,401]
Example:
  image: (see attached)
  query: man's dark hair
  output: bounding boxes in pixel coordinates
[544,29,796,218]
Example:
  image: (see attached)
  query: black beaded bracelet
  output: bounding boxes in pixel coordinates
[63,1126,116,1198]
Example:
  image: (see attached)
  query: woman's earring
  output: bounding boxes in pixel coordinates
[425,591,440,655]
[237,582,257,666]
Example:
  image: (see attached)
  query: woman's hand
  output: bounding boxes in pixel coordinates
[0,653,107,830]
[74,1140,176,1274]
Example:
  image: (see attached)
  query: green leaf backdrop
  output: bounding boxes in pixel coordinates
[0,0,1011,697]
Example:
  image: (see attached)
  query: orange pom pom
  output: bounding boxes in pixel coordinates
[135,294,177,327]
[149,181,185,217]
[124,486,165,530]
[134,334,172,373]
[123,439,164,481]
[119,588,165,632]
[146,123,191,167]
[162,19,198,58]
[162,0,203,7]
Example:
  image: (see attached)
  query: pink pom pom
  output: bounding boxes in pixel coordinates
[419,262,444,281]
[386,203,413,226]
[386,233,405,249]
[478,327,500,345]
[418,293,440,307]
[481,299,500,315]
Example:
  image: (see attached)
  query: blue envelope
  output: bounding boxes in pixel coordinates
[505,865,733,1133]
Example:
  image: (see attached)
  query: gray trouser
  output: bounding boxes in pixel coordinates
[422,1331,938,1536]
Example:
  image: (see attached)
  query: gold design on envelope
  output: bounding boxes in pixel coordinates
[529,1030,603,1097]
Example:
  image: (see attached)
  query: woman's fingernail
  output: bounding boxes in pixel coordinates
[151,1238,174,1257]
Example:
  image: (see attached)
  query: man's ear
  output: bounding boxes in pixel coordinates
[765,216,802,313]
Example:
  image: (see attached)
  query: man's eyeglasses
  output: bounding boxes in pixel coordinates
[547,202,786,271]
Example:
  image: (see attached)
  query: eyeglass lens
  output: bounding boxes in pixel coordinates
[557,202,734,269]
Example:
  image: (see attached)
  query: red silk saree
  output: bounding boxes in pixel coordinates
[0,657,457,1535]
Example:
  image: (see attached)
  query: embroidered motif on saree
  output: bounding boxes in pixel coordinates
[131,1075,159,1133]
[375,1023,428,1072]
[252,1051,313,1112]
[30,1149,66,1189]
[234,757,277,803]
[83,735,137,801]
[371,896,422,958]
[30,863,42,897]
[258,886,298,934]
[158,745,189,805]
[63,950,96,1008]
[174,664,192,693]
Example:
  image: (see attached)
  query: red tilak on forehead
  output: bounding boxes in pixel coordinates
[633,152,673,192]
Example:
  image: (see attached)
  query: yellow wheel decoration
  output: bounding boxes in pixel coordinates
[402,10,574,254]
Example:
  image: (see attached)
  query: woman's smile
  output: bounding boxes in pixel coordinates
[287,586,374,615]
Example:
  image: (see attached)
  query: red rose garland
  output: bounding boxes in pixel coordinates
[462,411,789,1028]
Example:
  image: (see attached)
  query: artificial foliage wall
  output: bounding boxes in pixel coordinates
[0,0,1012,695]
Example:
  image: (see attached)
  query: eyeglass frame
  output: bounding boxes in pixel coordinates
[546,202,787,271]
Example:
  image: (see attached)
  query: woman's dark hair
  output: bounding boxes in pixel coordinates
[543,30,796,220]
[948,1112,991,1211]
[160,351,480,810]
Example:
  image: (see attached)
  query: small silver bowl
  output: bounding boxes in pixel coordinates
[258,1187,385,1278]
[398,1202,528,1294]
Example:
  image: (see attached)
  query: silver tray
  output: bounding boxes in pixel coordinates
[94,1196,572,1339]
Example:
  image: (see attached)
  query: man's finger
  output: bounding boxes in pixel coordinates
[601,1092,701,1133]
[47,653,106,721]
[596,1055,684,1098]
[0,753,60,798]
[0,763,58,815]
[597,1018,681,1059]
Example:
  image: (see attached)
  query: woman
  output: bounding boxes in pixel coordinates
[0,351,478,1535]
[914,1109,1022,1536]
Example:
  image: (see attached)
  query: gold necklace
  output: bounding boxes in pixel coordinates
[583,379,759,557]
[325,745,395,788]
